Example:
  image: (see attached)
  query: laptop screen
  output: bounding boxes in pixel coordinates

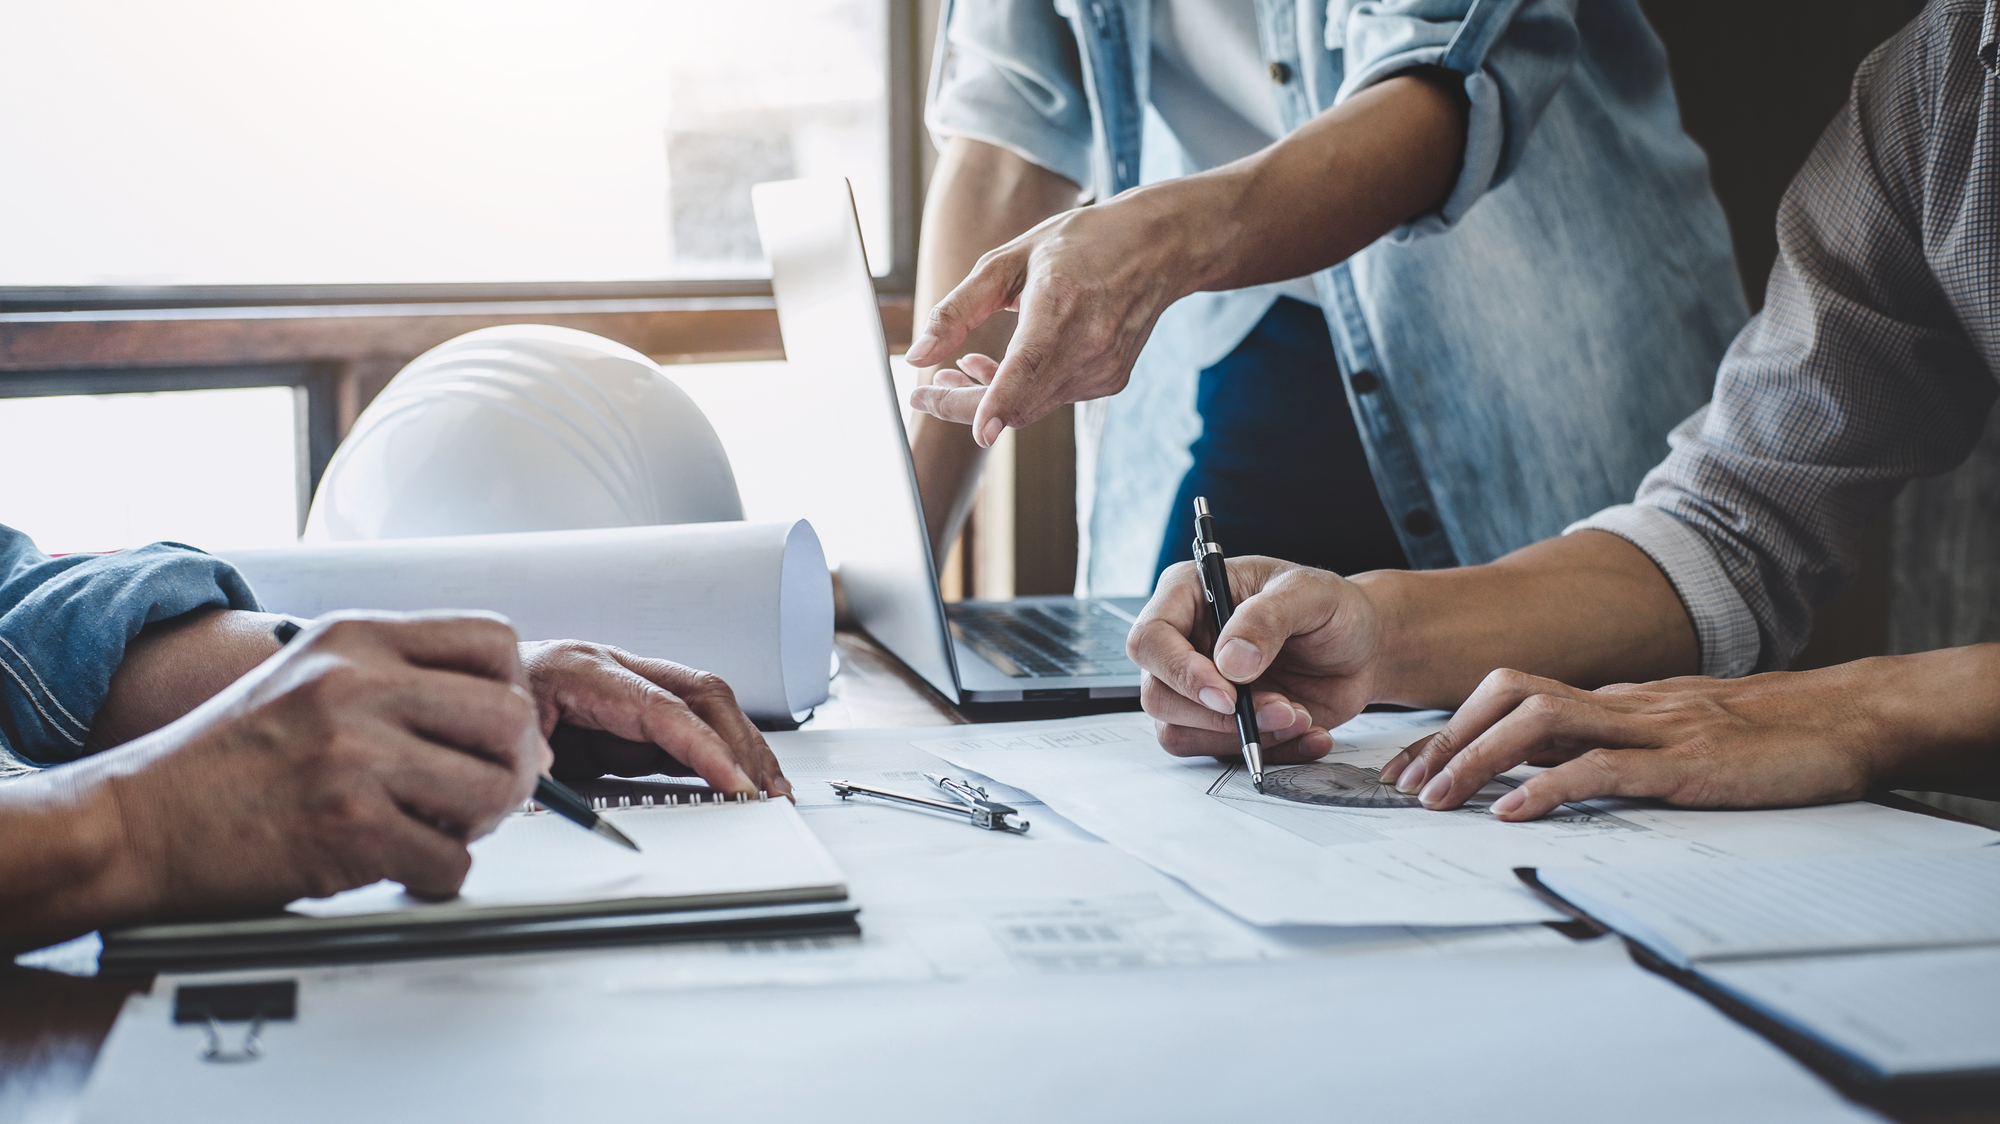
[752,178,964,704]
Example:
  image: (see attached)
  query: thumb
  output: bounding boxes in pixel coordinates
[1211,565,1335,683]
[907,252,1023,368]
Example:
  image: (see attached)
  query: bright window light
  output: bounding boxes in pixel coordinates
[0,0,890,286]
[0,388,300,555]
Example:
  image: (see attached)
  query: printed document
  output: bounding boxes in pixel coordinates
[915,712,1998,927]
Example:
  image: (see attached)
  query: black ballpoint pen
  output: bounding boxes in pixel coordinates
[525,774,642,853]
[1190,498,1266,793]
[271,618,641,852]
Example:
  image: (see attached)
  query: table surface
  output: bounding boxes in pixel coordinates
[2,631,1992,1124]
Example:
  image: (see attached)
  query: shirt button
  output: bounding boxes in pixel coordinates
[1349,370,1379,394]
[1268,61,1293,85]
[1402,510,1436,537]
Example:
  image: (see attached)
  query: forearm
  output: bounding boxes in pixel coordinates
[1134,72,1468,297]
[0,766,146,952]
[1361,531,1700,708]
[88,608,285,750]
[910,138,1078,556]
[1858,645,2000,797]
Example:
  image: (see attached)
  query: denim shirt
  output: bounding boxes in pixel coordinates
[928,0,1751,594]
[0,524,260,773]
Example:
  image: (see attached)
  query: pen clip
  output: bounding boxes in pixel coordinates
[1193,537,1215,604]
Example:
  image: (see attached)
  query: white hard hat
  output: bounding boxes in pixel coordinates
[305,325,743,541]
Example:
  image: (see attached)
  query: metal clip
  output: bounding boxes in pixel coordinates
[200,1015,268,1064]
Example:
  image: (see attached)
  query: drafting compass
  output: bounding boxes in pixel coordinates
[828,773,1030,833]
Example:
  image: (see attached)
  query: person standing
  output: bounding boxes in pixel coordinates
[905,0,1746,593]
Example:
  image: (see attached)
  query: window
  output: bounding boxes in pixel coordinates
[1,0,898,292]
[0,386,302,554]
[0,1,924,556]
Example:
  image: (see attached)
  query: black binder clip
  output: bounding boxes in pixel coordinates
[174,980,296,1064]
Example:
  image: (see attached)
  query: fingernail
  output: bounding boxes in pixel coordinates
[978,417,1004,446]
[1395,760,1428,794]
[1215,638,1260,681]
[1379,758,1404,785]
[1491,789,1526,817]
[908,334,936,362]
[1300,730,1334,758]
[1198,687,1233,714]
[1419,768,1453,807]
[1255,701,1291,730]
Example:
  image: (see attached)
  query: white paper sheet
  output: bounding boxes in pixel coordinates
[1704,946,2000,1078]
[287,798,843,921]
[221,521,833,721]
[1536,846,2000,966]
[915,712,1999,927]
[77,938,1880,1124]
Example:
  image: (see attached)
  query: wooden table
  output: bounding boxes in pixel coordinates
[2,632,1992,1122]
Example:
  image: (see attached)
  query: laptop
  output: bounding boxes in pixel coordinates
[751,177,1144,708]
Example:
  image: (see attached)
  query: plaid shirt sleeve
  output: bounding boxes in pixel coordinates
[1570,1,2000,674]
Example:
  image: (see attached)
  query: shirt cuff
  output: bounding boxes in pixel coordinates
[1337,51,1503,239]
[1565,504,1761,679]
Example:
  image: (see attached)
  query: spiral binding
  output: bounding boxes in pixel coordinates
[521,790,769,815]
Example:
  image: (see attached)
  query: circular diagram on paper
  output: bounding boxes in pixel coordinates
[1260,761,1423,808]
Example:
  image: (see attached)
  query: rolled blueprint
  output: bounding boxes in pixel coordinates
[220,521,833,722]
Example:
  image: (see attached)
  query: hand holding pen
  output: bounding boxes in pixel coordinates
[1125,515,1351,766]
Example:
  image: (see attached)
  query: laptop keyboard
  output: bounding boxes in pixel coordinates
[947,601,1139,678]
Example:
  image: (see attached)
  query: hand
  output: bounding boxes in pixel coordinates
[94,613,547,919]
[906,191,1195,447]
[520,641,791,799]
[1378,664,1898,821]
[1127,557,1385,763]
[904,75,1471,449]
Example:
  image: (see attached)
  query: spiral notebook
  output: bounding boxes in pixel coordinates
[101,792,854,972]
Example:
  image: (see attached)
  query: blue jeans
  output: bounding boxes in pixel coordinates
[1155,298,1409,583]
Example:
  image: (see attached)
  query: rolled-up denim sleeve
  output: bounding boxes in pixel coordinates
[0,525,260,772]
[1332,0,1579,236]
[926,0,1095,190]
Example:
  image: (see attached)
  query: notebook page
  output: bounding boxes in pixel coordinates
[1703,946,2000,1078]
[1537,845,2000,966]
[290,799,843,919]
